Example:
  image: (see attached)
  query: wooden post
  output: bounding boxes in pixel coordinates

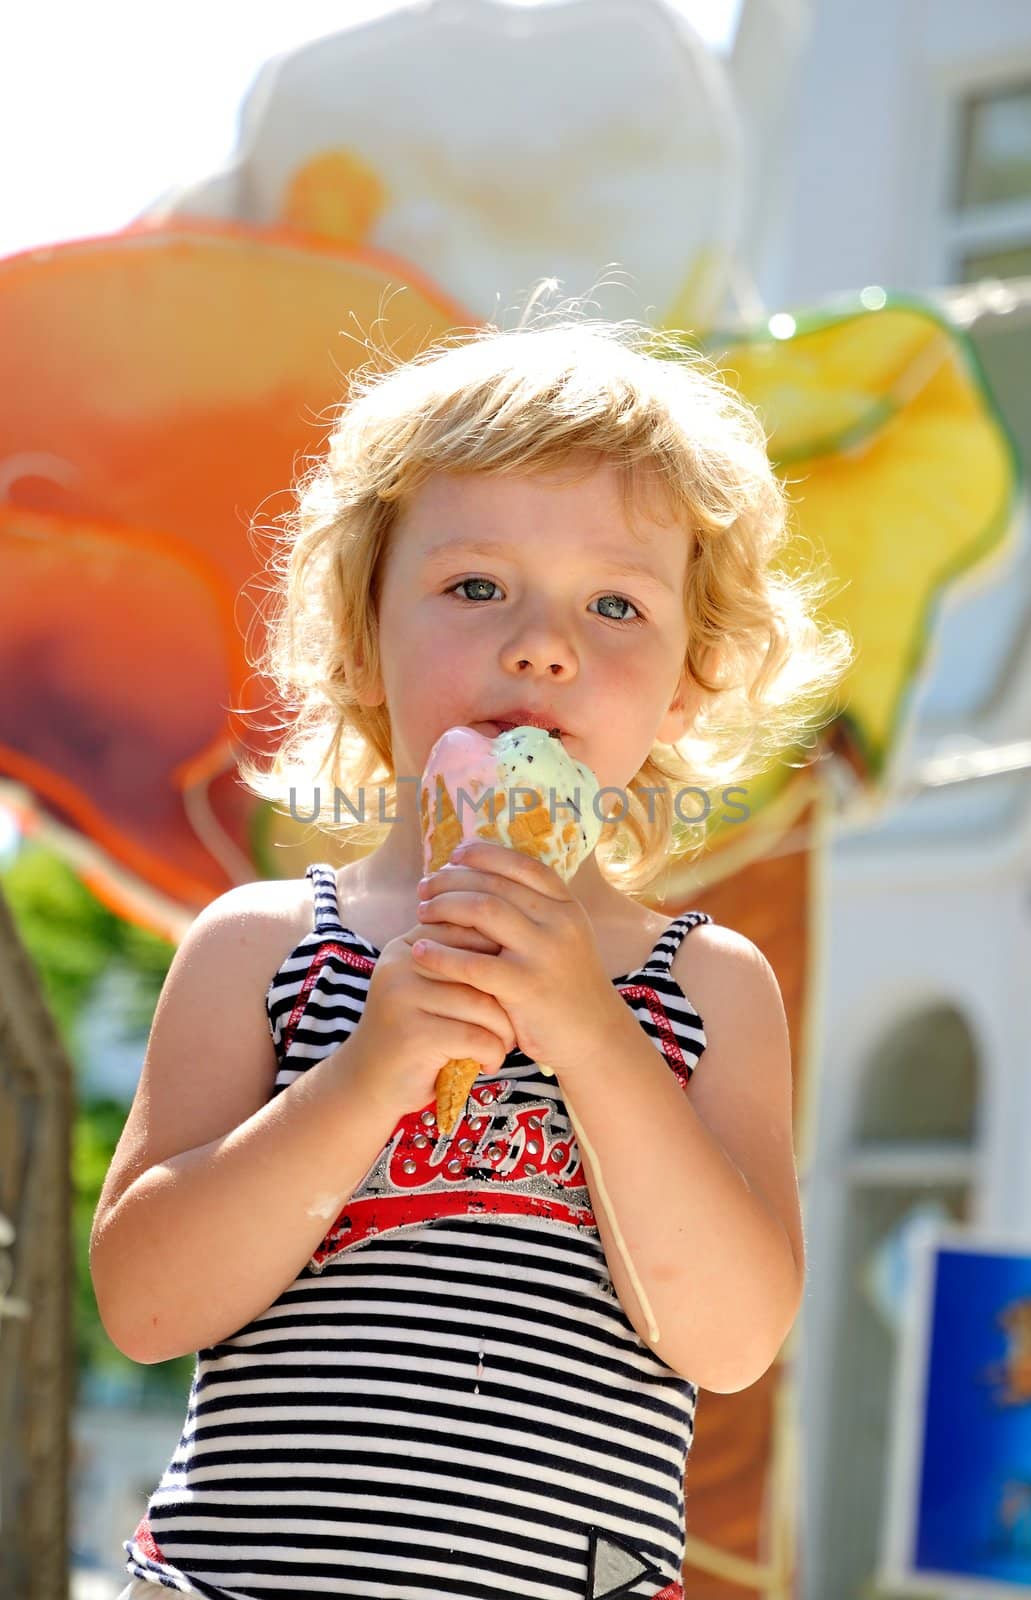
[0,880,74,1599]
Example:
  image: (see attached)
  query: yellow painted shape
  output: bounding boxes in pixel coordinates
[710,304,1019,777]
[283,148,389,242]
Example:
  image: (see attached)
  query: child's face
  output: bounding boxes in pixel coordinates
[365,456,693,794]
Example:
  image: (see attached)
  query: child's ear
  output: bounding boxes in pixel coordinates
[355,682,386,710]
[657,699,691,746]
[345,644,386,709]
[654,668,694,745]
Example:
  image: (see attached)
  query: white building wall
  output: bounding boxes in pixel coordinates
[745,2,1031,1595]
[760,0,1031,307]
[800,824,1031,1591]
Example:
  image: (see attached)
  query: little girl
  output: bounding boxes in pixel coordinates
[92,307,852,1599]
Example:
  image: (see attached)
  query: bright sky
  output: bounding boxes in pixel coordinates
[1,0,742,261]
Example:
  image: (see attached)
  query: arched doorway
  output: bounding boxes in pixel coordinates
[815,1003,981,1600]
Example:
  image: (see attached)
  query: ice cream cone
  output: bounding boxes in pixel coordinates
[419,724,601,1134]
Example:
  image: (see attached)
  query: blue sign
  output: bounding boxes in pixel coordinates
[881,1228,1031,1597]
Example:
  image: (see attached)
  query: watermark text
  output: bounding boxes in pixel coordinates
[288,781,750,827]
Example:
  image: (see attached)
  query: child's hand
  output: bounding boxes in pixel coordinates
[412,841,621,1074]
[352,913,517,1116]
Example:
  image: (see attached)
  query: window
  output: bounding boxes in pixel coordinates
[958,83,1031,208]
[946,80,1031,283]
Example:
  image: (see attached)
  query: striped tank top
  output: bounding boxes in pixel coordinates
[125,863,713,1600]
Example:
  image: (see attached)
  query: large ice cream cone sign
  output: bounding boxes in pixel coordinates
[419,723,603,1133]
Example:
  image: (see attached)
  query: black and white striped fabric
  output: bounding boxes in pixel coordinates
[124,863,712,1600]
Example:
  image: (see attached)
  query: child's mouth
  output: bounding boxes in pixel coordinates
[471,719,568,742]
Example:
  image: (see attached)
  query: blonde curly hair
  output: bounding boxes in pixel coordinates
[239,300,854,896]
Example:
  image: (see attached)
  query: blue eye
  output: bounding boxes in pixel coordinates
[449,577,500,603]
[592,594,641,623]
[445,578,643,625]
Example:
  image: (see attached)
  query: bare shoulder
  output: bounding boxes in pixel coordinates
[670,917,790,1079]
[672,919,783,1010]
[91,873,318,1233]
[670,919,804,1286]
[160,871,322,1014]
[191,873,316,961]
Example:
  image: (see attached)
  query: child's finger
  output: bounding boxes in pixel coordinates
[416,889,516,942]
[411,939,497,994]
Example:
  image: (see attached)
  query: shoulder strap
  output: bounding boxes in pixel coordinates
[641,911,714,976]
[306,862,345,935]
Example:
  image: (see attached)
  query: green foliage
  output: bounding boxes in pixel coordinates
[3,843,124,1042]
[1,841,174,1047]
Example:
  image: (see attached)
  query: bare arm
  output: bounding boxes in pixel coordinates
[561,927,805,1392]
[89,883,399,1365]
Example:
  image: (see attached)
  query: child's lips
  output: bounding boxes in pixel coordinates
[471,719,526,737]
[469,720,572,745]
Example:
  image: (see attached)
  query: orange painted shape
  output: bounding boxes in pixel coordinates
[0,220,473,605]
[0,504,248,906]
[0,223,476,911]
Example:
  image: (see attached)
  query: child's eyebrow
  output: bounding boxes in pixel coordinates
[422,537,676,593]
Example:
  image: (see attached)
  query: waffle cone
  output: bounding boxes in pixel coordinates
[435,1057,482,1136]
